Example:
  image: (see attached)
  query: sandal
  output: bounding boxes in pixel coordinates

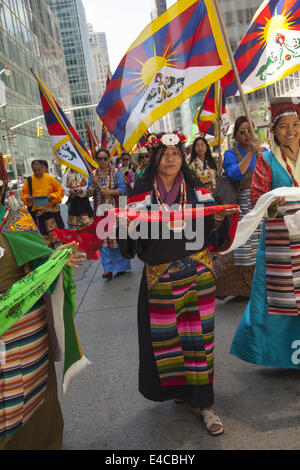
[199,408,224,436]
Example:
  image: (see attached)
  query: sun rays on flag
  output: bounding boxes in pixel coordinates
[257,7,296,47]
[129,41,178,95]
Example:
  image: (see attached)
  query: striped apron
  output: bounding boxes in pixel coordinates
[234,171,263,266]
[0,304,48,440]
[266,202,300,316]
[148,255,215,388]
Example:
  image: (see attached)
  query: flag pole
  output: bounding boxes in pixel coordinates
[213,0,255,136]
[217,81,223,177]
[30,69,93,174]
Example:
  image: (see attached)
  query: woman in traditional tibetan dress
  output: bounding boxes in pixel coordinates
[214,116,263,300]
[62,168,93,230]
[87,148,131,279]
[230,98,300,369]
[118,133,239,436]
[188,136,217,193]
[0,154,85,449]
[117,151,136,196]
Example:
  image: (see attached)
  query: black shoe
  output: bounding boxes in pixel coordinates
[103,272,112,279]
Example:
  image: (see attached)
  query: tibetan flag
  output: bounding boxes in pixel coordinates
[222,0,300,96]
[100,121,122,156]
[86,119,97,157]
[31,70,97,178]
[194,82,226,147]
[97,0,231,152]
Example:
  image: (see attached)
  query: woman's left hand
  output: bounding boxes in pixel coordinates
[52,241,86,268]
[101,188,111,196]
[216,208,240,220]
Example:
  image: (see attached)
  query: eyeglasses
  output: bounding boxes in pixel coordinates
[239,128,251,135]
[97,157,109,161]
[140,155,150,159]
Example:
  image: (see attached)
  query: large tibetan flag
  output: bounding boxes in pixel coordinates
[194,82,226,147]
[31,70,97,177]
[222,0,300,96]
[97,0,231,151]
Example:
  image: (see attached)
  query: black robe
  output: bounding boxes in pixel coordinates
[118,179,231,408]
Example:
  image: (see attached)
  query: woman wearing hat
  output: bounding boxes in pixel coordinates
[133,147,151,182]
[230,98,300,369]
[118,132,240,436]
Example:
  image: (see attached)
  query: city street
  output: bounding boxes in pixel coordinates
[56,254,300,451]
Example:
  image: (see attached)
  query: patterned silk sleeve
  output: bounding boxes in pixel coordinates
[250,154,272,207]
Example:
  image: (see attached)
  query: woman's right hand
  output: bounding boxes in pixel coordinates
[269,196,286,208]
[248,138,261,155]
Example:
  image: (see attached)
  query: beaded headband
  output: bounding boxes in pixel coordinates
[269,103,300,129]
[147,132,187,148]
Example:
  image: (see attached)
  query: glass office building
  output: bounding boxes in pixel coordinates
[0,0,72,177]
[46,0,96,147]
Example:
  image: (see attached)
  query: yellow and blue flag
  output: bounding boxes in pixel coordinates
[222,0,300,96]
[97,0,231,151]
[32,70,97,177]
[194,82,226,148]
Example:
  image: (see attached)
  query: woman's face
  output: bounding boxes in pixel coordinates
[273,114,300,148]
[121,154,130,167]
[96,151,110,169]
[235,121,252,146]
[157,146,182,179]
[140,154,150,168]
[195,139,207,158]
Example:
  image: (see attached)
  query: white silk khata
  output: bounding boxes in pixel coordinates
[221,187,300,254]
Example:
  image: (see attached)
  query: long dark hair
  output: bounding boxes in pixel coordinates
[189,136,217,171]
[141,133,200,188]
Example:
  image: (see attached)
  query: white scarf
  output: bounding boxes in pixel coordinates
[221,187,300,254]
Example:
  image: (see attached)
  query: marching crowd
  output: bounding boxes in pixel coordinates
[1,97,300,448]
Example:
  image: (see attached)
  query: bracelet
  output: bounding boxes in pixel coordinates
[214,214,225,222]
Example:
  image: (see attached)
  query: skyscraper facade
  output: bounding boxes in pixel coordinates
[0,0,72,176]
[46,0,96,145]
[88,24,110,103]
[88,25,110,71]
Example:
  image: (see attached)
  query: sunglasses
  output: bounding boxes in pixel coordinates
[97,157,109,161]
[239,128,251,135]
[122,158,130,162]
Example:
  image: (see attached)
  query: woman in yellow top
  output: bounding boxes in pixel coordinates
[21,160,65,247]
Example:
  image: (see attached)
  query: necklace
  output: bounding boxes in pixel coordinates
[281,152,299,187]
[153,176,187,231]
[153,175,187,207]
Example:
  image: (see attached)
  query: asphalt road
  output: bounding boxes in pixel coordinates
[55,254,300,451]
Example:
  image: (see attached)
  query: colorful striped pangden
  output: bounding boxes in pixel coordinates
[266,203,300,316]
[149,260,215,387]
[234,189,262,266]
[0,305,48,440]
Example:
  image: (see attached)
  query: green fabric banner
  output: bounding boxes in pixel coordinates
[0,248,72,337]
